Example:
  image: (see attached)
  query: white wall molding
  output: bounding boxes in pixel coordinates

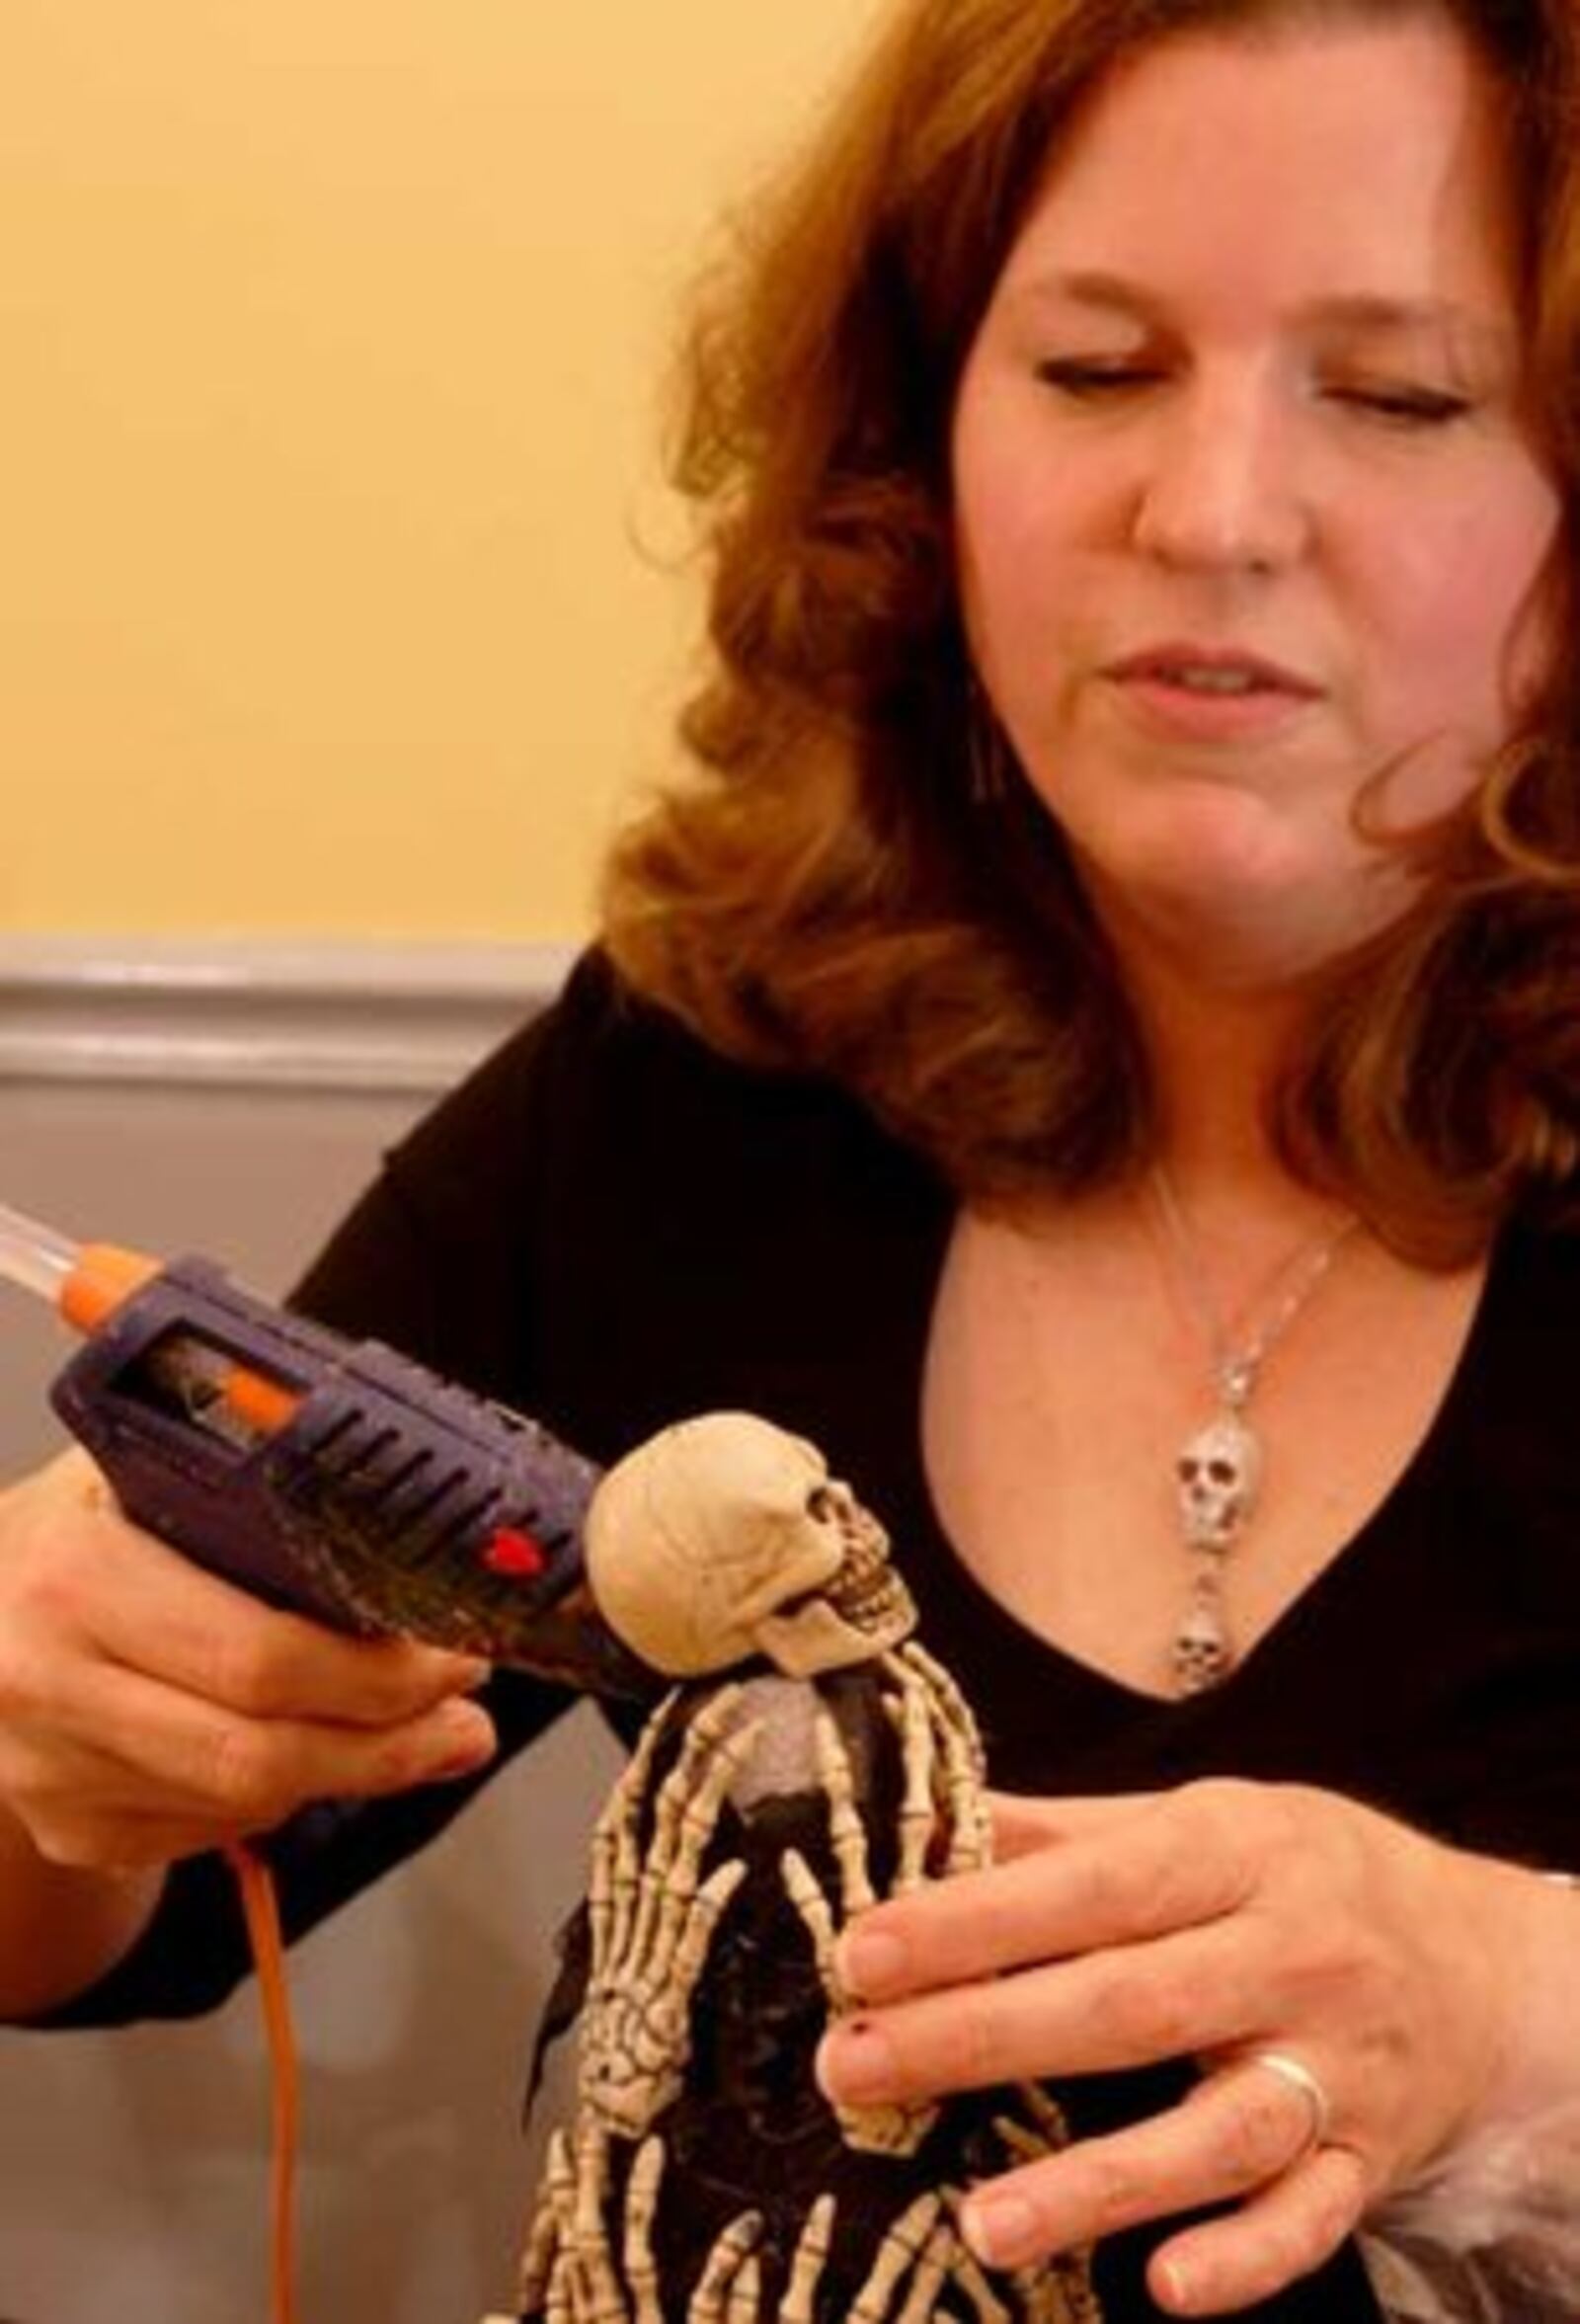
[0,934,577,1093]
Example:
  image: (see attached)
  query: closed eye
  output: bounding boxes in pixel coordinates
[1324,382,1474,428]
[1035,359,1160,398]
[1035,360,1475,431]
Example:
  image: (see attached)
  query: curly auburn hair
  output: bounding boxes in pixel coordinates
[599,0,1580,1265]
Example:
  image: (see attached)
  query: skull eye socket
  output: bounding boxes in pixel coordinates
[1207,1459,1236,1484]
[807,1485,836,1522]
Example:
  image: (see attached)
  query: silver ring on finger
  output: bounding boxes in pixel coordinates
[1248,2048,1333,2157]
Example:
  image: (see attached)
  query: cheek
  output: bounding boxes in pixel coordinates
[1367,478,1561,728]
[955,443,1035,630]
[952,378,1090,680]
[954,466,1088,712]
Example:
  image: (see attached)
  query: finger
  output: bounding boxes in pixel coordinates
[956,2059,1328,2270]
[1148,2143,1370,2315]
[10,1656,497,1840]
[52,1517,491,1724]
[11,1450,491,1722]
[820,1919,1255,2101]
[835,1788,1257,2000]
[988,1790,1165,1861]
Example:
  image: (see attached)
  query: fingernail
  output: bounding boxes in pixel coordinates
[962,2193,1040,2269]
[816,2018,896,2104]
[1155,2258,1196,2313]
[427,1650,491,1685]
[429,1702,495,1779]
[837,1925,908,1998]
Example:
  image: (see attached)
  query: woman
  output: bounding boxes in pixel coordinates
[3,0,1579,2315]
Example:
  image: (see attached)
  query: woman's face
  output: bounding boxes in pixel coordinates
[951,10,1563,987]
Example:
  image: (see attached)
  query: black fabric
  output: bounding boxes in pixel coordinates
[44,947,1580,2319]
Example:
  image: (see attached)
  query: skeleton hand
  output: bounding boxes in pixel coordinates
[685,2189,1020,2324]
[579,1685,755,2140]
[514,2121,665,2323]
[782,1646,990,2156]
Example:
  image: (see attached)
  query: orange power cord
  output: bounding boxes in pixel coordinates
[226,1844,301,2324]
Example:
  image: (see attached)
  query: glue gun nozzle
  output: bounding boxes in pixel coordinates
[59,1242,164,1334]
[1,1199,302,1441]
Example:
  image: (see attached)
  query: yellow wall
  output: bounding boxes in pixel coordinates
[1,5,878,941]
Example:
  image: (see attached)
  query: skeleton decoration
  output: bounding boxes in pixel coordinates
[1173,1409,1262,1552]
[585,1414,917,1679]
[483,1414,1102,2324]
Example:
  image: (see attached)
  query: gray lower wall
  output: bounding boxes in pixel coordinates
[0,939,621,2324]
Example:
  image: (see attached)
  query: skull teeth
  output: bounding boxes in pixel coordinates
[831,1564,908,1633]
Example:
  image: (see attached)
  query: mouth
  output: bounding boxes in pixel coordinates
[1105,645,1323,700]
[1098,644,1326,744]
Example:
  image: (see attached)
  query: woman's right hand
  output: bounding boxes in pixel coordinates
[0,1446,498,1873]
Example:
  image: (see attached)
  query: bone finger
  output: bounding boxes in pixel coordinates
[895,2221,953,2324]
[544,2250,575,2324]
[1012,2081,1075,2149]
[516,2170,569,2316]
[668,1854,749,2001]
[637,1686,747,1896]
[637,1723,761,1984]
[572,2120,610,2246]
[883,1643,990,1872]
[900,1643,986,1780]
[568,2123,630,2324]
[646,1727,758,1974]
[936,2201,1012,2324]
[849,2193,942,2324]
[992,2115,1054,2166]
[815,1704,875,1914]
[890,1662,936,1892]
[725,2255,762,2324]
[926,1698,992,1872]
[592,1701,676,1966]
[635,1709,759,1973]
[623,2137,666,2324]
[545,2129,578,2229]
[780,1845,839,1997]
[626,1702,738,1968]
[687,2213,764,2324]
[672,1711,762,1889]
[777,2193,835,2324]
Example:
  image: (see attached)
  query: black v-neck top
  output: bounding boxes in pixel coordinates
[52,950,1580,2320]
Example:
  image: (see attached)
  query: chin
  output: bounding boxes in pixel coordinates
[1082,844,1409,991]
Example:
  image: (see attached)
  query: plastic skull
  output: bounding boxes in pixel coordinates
[1175,1412,1262,1550]
[584,1412,916,1678]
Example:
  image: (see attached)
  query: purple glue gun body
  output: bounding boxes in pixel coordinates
[50,1256,659,1703]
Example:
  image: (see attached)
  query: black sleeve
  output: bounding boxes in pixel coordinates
[40,950,627,2027]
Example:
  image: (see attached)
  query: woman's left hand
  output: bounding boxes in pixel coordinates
[814,1779,1541,2315]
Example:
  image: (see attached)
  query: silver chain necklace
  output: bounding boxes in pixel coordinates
[1147,1166,1359,1697]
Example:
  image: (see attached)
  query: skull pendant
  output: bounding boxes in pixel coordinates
[1174,1411,1262,1551]
[1171,1594,1233,1694]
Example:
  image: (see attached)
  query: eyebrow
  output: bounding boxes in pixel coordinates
[1019,269,1515,350]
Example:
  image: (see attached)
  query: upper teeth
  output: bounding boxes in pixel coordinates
[1163,667,1264,693]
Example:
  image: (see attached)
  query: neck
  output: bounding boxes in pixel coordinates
[1124,953,1318,1210]
[1079,854,1347,1200]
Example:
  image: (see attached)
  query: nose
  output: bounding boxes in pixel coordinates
[1131,376,1310,575]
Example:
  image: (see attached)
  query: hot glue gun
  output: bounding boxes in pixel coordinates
[0,1197,658,1702]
